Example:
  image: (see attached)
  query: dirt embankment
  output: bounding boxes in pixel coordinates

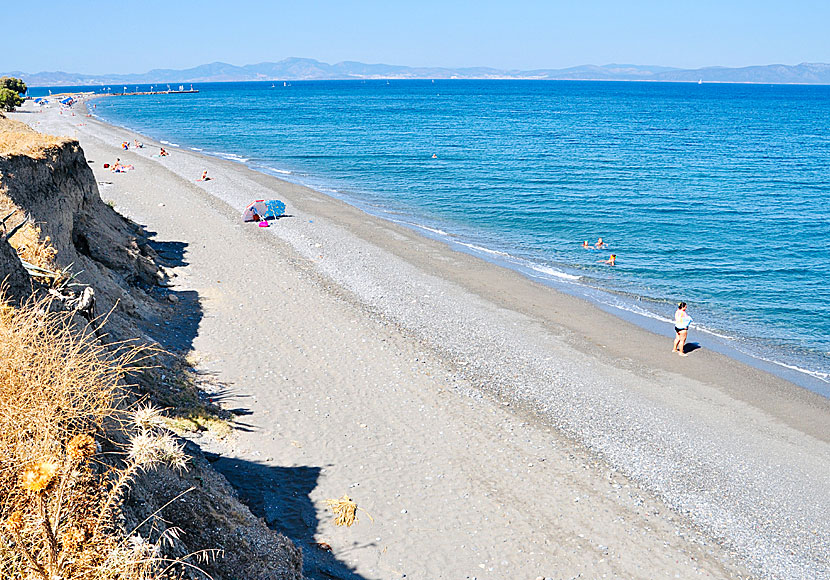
[0,113,304,580]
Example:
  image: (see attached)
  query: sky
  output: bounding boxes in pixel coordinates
[4,0,830,74]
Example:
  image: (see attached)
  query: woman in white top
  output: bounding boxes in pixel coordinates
[672,302,692,356]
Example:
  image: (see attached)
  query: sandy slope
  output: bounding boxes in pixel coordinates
[14,100,829,580]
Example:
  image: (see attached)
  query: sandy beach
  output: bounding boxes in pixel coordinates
[13,100,830,580]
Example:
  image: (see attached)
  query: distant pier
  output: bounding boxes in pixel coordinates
[110,89,199,96]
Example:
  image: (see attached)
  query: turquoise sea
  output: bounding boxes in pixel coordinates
[36,80,830,393]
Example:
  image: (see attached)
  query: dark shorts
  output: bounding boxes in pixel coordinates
[675,327,688,334]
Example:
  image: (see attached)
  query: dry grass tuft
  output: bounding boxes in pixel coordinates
[325,494,373,527]
[144,361,234,439]
[0,295,198,579]
[0,115,71,159]
[19,459,60,493]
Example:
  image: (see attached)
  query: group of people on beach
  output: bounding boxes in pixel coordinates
[120,139,143,151]
[582,237,615,266]
[581,237,691,354]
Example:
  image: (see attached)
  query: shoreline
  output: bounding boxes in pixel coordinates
[85,94,830,397]
[14,99,830,579]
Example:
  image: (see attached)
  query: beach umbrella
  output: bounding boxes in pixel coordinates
[242,199,286,222]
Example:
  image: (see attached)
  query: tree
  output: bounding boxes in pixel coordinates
[0,88,24,112]
[0,77,26,111]
[0,76,27,95]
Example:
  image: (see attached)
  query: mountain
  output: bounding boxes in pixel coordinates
[6,59,830,86]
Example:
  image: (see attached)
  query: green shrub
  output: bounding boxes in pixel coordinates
[0,88,23,112]
[0,77,27,95]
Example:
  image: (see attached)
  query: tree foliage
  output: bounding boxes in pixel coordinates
[0,76,27,94]
[0,77,26,111]
[0,88,24,112]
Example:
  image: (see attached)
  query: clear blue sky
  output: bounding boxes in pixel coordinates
[5,0,829,74]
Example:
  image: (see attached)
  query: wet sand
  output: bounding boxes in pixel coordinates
[14,100,830,580]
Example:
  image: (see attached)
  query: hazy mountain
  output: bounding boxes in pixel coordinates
[7,59,830,86]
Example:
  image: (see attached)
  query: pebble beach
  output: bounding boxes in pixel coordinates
[13,99,830,580]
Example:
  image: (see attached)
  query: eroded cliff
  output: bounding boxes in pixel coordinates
[0,113,304,580]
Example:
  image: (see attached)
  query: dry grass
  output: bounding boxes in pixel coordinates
[166,413,233,439]
[0,116,71,159]
[325,494,373,527]
[0,296,196,579]
[141,359,234,440]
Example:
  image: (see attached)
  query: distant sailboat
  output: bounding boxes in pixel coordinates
[698,79,703,85]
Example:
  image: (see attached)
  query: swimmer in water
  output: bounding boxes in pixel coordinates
[599,254,616,266]
[432,153,438,159]
[582,241,591,249]
[595,237,607,249]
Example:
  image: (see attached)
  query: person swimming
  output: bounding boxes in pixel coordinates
[582,241,591,249]
[602,254,616,266]
[595,237,607,249]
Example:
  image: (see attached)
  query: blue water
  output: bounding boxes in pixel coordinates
[42,80,830,391]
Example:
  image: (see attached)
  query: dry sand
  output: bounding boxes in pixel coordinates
[13,101,830,580]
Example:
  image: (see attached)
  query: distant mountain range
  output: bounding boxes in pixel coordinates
[6,58,830,86]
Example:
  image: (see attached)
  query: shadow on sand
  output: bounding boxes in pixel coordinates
[130,225,367,579]
[210,458,371,580]
[683,342,702,354]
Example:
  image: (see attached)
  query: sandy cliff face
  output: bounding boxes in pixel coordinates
[0,224,31,303]
[0,134,165,337]
[0,117,304,579]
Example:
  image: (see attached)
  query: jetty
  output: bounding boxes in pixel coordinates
[110,89,199,96]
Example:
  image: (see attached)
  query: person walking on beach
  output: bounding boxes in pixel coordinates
[673,302,692,356]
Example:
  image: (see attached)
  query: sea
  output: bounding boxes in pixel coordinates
[32,80,830,394]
